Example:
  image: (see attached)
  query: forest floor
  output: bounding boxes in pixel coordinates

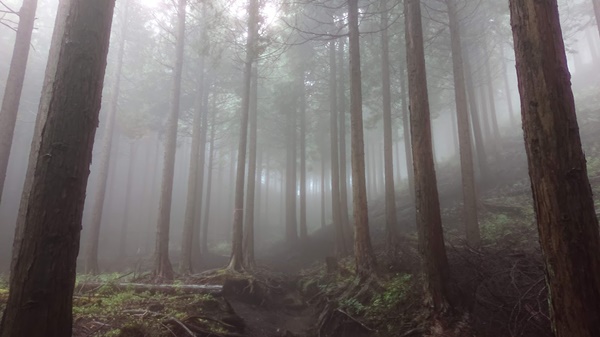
[1,89,599,337]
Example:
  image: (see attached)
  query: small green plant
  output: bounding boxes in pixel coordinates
[339,297,367,316]
[368,274,412,319]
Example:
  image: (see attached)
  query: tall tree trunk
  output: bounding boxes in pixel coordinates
[464,49,489,182]
[243,66,258,267]
[119,141,137,258]
[299,70,308,242]
[180,62,206,274]
[85,0,129,274]
[338,37,351,232]
[285,95,298,244]
[228,0,258,271]
[10,0,70,284]
[380,0,398,252]
[0,0,38,204]
[509,1,600,335]
[154,0,186,281]
[0,0,115,335]
[447,0,480,248]
[201,98,217,255]
[329,40,347,256]
[483,41,501,142]
[348,0,376,278]
[404,0,450,312]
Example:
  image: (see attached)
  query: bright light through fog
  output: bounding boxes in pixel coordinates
[139,0,161,8]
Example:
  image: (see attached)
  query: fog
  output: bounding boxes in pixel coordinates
[0,0,599,274]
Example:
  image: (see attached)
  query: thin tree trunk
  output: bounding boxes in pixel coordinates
[154,0,186,281]
[201,97,217,256]
[119,141,137,259]
[447,0,480,248]
[501,56,516,126]
[0,0,115,335]
[338,37,351,231]
[484,41,501,142]
[399,60,414,203]
[299,69,308,242]
[404,0,450,312]
[228,0,258,271]
[180,56,206,274]
[380,0,398,252]
[85,0,129,274]
[243,66,258,267]
[0,0,38,204]
[320,146,326,230]
[348,0,376,278]
[329,40,347,256]
[594,0,600,39]
[464,49,489,182]
[285,95,298,244]
[510,1,600,335]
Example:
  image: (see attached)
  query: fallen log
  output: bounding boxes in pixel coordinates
[75,282,222,295]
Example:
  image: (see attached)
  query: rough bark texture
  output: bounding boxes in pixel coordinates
[348,0,377,278]
[0,0,37,204]
[380,0,398,252]
[10,0,71,285]
[243,67,258,267]
[154,0,186,281]
[0,0,115,335]
[329,40,347,257]
[447,0,480,248]
[509,1,600,335]
[228,0,258,271]
[404,0,450,312]
[85,0,129,274]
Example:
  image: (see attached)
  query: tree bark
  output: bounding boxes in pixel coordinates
[228,0,258,271]
[0,0,38,204]
[85,0,130,274]
[0,0,115,335]
[509,1,600,335]
[380,0,398,252]
[9,0,71,285]
[404,0,450,312]
[329,40,347,257]
[594,0,600,39]
[447,0,480,248]
[348,0,377,278]
[154,0,186,281]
